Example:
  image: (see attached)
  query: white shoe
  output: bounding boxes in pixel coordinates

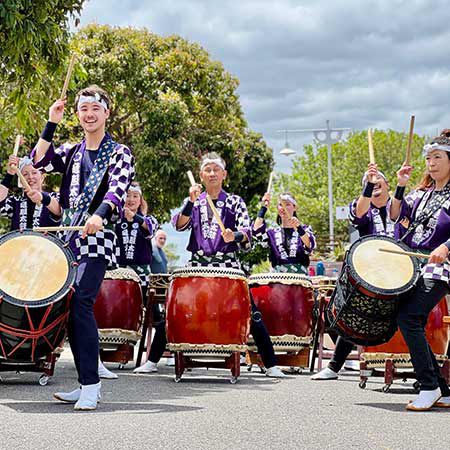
[435,396,450,408]
[344,360,360,371]
[265,366,287,378]
[165,357,175,367]
[98,360,118,379]
[133,360,158,373]
[406,388,441,411]
[311,367,339,380]
[240,355,247,365]
[54,386,101,404]
[74,382,101,411]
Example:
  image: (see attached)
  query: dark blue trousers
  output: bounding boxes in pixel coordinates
[68,257,107,385]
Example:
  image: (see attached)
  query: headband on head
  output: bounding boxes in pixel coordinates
[361,170,387,186]
[19,156,34,173]
[128,185,142,195]
[200,158,226,171]
[279,194,297,206]
[77,93,109,111]
[422,142,450,156]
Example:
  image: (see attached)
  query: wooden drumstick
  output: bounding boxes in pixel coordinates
[206,194,226,233]
[60,54,77,100]
[266,171,274,194]
[281,200,292,219]
[378,247,429,259]
[368,128,375,165]
[405,115,415,166]
[33,225,102,232]
[13,134,21,156]
[186,170,197,187]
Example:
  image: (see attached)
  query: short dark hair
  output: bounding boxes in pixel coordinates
[74,85,111,110]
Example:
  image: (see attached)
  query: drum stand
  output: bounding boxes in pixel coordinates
[174,351,241,384]
[246,349,310,374]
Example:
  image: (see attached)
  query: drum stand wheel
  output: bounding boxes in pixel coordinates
[230,376,238,384]
[39,374,50,386]
[358,380,367,389]
[382,384,391,393]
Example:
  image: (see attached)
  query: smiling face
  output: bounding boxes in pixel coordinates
[21,165,44,191]
[426,150,450,184]
[277,199,296,218]
[372,174,389,198]
[76,101,110,135]
[200,163,227,190]
[125,191,141,213]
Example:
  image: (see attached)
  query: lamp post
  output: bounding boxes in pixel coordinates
[277,120,351,249]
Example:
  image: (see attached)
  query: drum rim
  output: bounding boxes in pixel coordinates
[0,230,77,307]
[346,235,420,296]
[171,266,246,280]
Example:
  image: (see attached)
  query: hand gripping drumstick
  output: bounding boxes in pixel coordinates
[405,115,415,166]
[378,247,430,259]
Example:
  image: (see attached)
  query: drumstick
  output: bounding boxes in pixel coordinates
[281,200,292,219]
[266,171,274,194]
[13,135,21,156]
[60,54,77,100]
[368,128,375,165]
[206,194,226,233]
[378,248,429,259]
[405,115,415,166]
[186,170,197,187]
[34,225,102,232]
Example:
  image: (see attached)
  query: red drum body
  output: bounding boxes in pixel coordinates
[166,267,251,356]
[248,273,314,352]
[94,268,143,359]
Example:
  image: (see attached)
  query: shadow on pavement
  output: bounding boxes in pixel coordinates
[355,402,450,413]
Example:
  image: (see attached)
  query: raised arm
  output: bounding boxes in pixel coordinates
[390,164,413,221]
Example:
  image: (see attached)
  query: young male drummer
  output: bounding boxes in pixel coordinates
[312,163,395,381]
[173,152,285,377]
[31,85,134,410]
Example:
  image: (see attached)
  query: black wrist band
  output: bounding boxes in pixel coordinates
[40,121,57,142]
[181,200,194,217]
[94,202,113,220]
[362,182,375,198]
[257,206,268,218]
[233,231,245,243]
[1,173,14,188]
[394,185,405,201]
[297,226,306,236]
[41,191,51,207]
[135,214,145,225]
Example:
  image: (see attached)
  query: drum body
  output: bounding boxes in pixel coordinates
[166,267,251,356]
[328,235,420,346]
[94,268,143,346]
[0,230,76,361]
[248,273,314,351]
[311,276,337,297]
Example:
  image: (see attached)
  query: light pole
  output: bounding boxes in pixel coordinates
[277,120,351,250]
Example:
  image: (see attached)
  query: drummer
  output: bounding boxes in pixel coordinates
[252,192,316,274]
[0,154,61,229]
[312,163,395,381]
[390,131,450,411]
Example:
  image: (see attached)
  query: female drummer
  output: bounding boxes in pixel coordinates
[312,163,394,381]
[0,154,61,229]
[390,131,450,411]
[252,192,315,274]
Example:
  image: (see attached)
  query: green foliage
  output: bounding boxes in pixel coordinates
[277,129,426,249]
[164,243,180,269]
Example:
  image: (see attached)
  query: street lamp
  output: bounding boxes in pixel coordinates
[277,120,351,249]
[279,130,295,156]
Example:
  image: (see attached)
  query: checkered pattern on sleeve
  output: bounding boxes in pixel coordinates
[226,194,252,249]
[0,196,15,219]
[303,225,316,254]
[422,261,450,284]
[34,142,77,174]
[252,222,269,248]
[75,228,120,268]
[145,215,159,237]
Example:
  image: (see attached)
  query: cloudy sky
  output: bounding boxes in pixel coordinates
[77,0,450,261]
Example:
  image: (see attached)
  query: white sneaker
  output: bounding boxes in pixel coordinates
[165,357,175,367]
[74,382,101,411]
[54,386,101,404]
[133,360,158,373]
[98,360,118,379]
[265,366,287,378]
[344,360,360,371]
[406,388,441,411]
[310,367,339,380]
[240,355,247,365]
[435,396,450,408]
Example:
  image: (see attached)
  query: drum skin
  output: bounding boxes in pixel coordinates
[364,296,449,355]
[94,277,143,333]
[166,275,250,346]
[250,283,314,338]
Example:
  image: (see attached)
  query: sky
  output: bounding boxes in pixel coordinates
[76,0,450,262]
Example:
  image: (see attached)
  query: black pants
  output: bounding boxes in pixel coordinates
[397,277,450,394]
[68,257,107,385]
[328,336,354,373]
[149,300,277,369]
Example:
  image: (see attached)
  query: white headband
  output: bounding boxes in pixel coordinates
[77,93,109,111]
[128,185,142,195]
[200,158,226,171]
[19,156,34,172]
[279,194,297,206]
[361,170,387,186]
[422,142,450,156]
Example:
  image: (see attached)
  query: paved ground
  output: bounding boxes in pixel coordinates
[0,349,448,450]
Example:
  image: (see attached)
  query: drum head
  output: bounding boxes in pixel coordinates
[349,235,419,295]
[0,231,76,306]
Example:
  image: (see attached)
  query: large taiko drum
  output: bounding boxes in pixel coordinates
[94,268,143,349]
[0,230,76,361]
[328,235,420,346]
[361,296,449,368]
[248,273,314,352]
[166,267,251,357]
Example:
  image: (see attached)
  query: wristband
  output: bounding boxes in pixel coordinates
[233,231,245,243]
[394,185,405,201]
[94,202,113,220]
[40,121,57,142]
[444,240,450,251]
[1,173,14,188]
[135,214,145,226]
[257,206,268,218]
[362,182,375,198]
[297,226,306,236]
[41,191,51,207]
[181,200,194,217]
